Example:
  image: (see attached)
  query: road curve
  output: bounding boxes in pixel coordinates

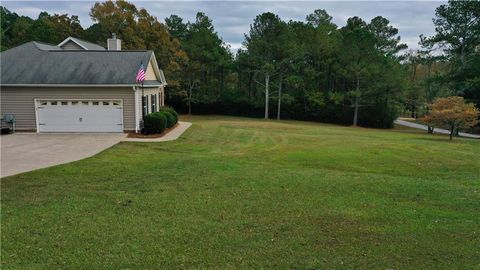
[394,119,480,139]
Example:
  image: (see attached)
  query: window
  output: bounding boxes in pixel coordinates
[61,101,68,105]
[151,94,156,112]
[113,101,120,106]
[142,96,147,117]
[71,101,79,105]
[40,101,47,105]
[50,101,58,105]
[82,101,89,105]
[103,101,110,106]
[92,101,99,106]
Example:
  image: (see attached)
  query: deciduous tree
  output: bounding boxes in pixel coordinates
[422,96,479,140]
[89,0,188,101]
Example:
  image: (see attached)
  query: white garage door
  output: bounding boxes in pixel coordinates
[36,100,123,132]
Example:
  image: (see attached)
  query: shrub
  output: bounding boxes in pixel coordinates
[160,111,175,128]
[143,113,167,134]
[159,106,178,124]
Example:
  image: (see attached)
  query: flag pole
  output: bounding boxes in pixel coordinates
[137,61,145,133]
[141,60,145,120]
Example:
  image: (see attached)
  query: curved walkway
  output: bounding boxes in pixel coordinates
[394,119,480,139]
[122,121,192,142]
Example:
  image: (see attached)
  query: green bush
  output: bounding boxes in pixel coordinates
[143,113,167,134]
[159,106,178,124]
[160,111,175,128]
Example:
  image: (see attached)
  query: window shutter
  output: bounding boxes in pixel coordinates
[142,96,148,116]
[151,94,155,112]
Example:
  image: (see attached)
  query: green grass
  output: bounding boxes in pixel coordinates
[2,115,479,269]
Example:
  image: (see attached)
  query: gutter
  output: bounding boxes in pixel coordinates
[1,84,164,87]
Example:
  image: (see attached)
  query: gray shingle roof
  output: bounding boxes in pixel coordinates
[62,37,106,50]
[34,42,61,51]
[0,41,163,86]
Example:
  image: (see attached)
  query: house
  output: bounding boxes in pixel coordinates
[0,35,167,133]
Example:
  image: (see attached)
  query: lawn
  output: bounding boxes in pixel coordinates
[2,115,479,269]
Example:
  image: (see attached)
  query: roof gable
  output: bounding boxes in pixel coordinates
[58,37,106,50]
[60,40,84,50]
[145,60,157,80]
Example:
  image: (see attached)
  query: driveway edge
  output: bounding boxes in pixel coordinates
[122,121,192,142]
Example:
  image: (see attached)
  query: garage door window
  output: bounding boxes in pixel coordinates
[39,100,121,107]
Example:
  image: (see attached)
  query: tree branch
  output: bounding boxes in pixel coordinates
[254,79,265,88]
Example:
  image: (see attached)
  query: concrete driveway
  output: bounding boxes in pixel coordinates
[1,133,125,178]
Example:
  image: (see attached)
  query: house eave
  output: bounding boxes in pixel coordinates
[1,84,165,88]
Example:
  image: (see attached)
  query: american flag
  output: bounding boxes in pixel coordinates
[136,63,146,83]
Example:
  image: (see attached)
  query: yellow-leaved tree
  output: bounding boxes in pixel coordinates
[422,96,479,140]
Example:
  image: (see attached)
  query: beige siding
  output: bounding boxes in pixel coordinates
[0,87,136,131]
[137,87,161,115]
[145,60,157,80]
[60,40,84,50]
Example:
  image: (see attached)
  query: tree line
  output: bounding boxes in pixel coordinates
[1,0,479,129]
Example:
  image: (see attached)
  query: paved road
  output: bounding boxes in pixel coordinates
[1,133,124,178]
[394,119,480,139]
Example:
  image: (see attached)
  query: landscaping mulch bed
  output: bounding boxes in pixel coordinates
[126,123,178,138]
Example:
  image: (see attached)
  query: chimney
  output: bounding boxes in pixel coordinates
[107,33,121,51]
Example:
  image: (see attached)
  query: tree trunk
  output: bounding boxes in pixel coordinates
[460,44,466,72]
[248,72,253,97]
[277,73,283,120]
[352,75,360,126]
[353,99,359,126]
[411,61,418,119]
[449,125,454,140]
[188,82,193,115]
[427,63,432,101]
[220,66,225,93]
[265,73,270,119]
[427,126,434,134]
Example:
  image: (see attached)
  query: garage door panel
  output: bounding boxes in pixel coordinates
[37,100,123,133]
[80,107,123,132]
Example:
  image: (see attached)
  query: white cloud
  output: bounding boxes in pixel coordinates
[14,6,44,18]
[226,42,244,52]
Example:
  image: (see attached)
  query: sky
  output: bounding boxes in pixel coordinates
[2,1,445,52]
